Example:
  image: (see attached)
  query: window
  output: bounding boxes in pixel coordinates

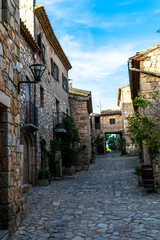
[110,118,115,125]
[37,33,46,63]
[95,116,100,129]
[40,86,44,108]
[62,73,68,92]
[51,58,59,81]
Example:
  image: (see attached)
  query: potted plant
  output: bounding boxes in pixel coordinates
[134,166,143,187]
[38,169,52,186]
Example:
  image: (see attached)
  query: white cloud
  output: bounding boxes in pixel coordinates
[60,35,135,112]
[61,34,134,81]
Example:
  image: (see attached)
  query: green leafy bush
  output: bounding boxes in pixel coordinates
[134,166,141,176]
[38,169,52,182]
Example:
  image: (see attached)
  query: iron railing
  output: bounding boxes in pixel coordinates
[53,112,71,130]
[25,101,38,127]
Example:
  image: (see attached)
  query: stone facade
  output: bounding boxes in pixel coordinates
[91,110,123,154]
[129,44,160,193]
[18,1,72,189]
[0,0,26,233]
[117,85,134,152]
[69,87,92,169]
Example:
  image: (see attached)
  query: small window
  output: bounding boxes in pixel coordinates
[95,116,100,129]
[51,58,59,81]
[110,118,115,125]
[40,86,44,108]
[62,73,68,92]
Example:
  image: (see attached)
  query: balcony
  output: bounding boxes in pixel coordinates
[53,112,71,133]
[24,101,38,131]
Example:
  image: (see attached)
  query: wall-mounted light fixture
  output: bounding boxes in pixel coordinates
[18,63,47,94]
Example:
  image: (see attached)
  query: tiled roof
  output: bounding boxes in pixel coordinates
[35,5,72,71]
[130,44,160,61]
[101,109,121,116]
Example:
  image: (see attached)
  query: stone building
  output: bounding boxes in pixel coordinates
[128,44,160,193]
[18,1,72,189]
[0,0,26,235]
[69,85,92,170]
[91,110,123,153]
[117,85,134,152]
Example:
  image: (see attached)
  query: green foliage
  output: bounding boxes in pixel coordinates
[61,118,80,167]
[38,169,52,182]
[133,93,149,109]
[95,134,104,154]
[134,166,141,176]
[127,92,160,153]
[108,135,117,151]
[61,147,77,167]
[118,137,127,155]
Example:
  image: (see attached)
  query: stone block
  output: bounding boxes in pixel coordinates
[0,42,3,56]
[0,172,11,187]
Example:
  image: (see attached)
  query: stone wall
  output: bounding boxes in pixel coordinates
[34,13,71,174]
[118,86,134,152]
[19,0,35,37]
[100,112,122,134]
[18,2,72,185]
[0,0,26,233]
[69,92,92,168]
[19,28,37,186]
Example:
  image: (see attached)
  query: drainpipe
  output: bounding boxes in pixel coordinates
[128,59,160,78]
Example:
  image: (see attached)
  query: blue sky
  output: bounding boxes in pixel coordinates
[37,0,160,113]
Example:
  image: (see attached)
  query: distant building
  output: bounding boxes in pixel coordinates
[69,84,93,170]
[117,85,134,152]
[91,109,123,154]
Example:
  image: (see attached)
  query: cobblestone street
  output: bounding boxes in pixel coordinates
[9,152,160,240]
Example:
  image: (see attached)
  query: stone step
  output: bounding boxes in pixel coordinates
[0,230,9,240]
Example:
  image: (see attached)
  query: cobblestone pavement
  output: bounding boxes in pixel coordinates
[9,152,160,240]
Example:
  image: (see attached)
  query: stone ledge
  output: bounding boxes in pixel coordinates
[0,91,10,108]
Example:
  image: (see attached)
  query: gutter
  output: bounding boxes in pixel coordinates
[128,59,160,78]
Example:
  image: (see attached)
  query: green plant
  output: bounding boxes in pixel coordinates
[61,118,80,167]
[49,129,62,176]
[127,92,160,154]
[95,134,104,154]
[118,137,127,156]
[38,169,52,183]
[134,166,141,176]
[108,135,117,151]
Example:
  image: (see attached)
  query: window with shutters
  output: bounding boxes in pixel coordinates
[51,58,59,82]
[62,73,68,92]
[37,33,46,63]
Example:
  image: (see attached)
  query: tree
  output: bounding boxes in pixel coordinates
[127,92,160,154]
[108,135,117,151]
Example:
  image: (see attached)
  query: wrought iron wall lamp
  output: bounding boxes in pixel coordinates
[18,63,47,93]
